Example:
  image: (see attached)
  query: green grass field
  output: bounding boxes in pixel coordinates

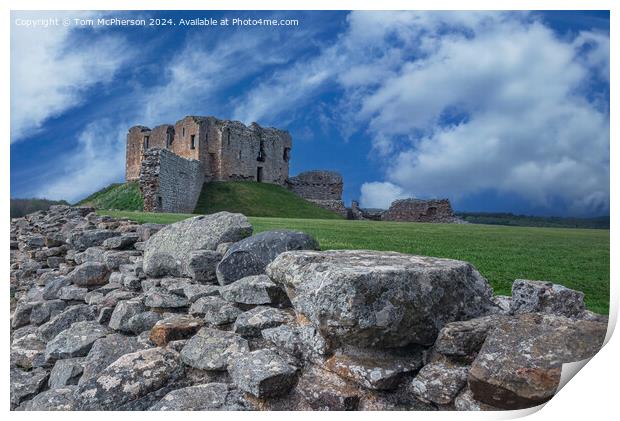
[100,210,610,314]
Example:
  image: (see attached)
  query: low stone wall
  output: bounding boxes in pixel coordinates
[10,206,607,411]
[287,171,343,201]
[382,199,455,223]
[140,148,204,213]
[308,199,348,218]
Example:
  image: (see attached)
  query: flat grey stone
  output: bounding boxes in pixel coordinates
[108,299,146,332]
[20,386,78,411]
[190,296,242,326]
[148,383,248,410]
[220,274,289,306]
[410,361,469,405]
[45,320,109,361]
[469,313,607,409]
[233,306,294,337]
[38,304,98,341]
[75,347,183,410]
[49,357,85,387]
[144,287,188,308]
[67,262,110,287]
[229,349,298,398]
[180,327,249,370]
[79,333,142,385]
[510,279,585,318]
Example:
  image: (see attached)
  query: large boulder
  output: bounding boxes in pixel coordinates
[216,230,319,285]
[267,250,496,347]
[143,213,252,278]
[468,313,607,409]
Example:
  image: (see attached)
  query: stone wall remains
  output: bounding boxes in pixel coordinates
[287,171,343,201]
[382,198,456,223]
[308,199,348,218]
[139,148,204,213]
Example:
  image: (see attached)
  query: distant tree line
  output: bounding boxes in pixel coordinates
[10,198,69,219]
[456,212,609,229]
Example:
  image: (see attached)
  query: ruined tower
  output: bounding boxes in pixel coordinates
[126,116,292,185]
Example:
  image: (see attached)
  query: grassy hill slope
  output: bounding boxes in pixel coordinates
[75,181,343,219]
[194,181,343,219]
[76,182,143,211]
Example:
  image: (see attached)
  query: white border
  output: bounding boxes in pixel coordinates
[3,1,617,420]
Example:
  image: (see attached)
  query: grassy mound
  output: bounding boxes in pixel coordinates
[76,182,143,211]
[194,181,343,219]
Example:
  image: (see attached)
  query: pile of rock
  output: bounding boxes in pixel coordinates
[10,206,608,411]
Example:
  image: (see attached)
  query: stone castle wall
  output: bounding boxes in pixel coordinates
[126,116,291,186]
[139,148,204,213]
[382,198,455,223]
[287,171,343,200]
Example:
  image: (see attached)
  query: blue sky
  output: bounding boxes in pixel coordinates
[10,10,609,216]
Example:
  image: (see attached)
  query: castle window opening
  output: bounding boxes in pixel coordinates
[283,147,290,162]
[190,135,196,150]
[257,166,263,182]
[143,136,150,149]
[257,139,266,162]
[238,150,242,160]
[182,127,185,137]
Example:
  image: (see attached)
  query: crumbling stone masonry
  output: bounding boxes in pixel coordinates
[287,171,347,217]
[127,116,292,185]
[382,199,456,223]
[140,149,204,213]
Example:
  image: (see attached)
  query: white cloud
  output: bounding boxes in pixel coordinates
[234,11,609,215]
[30,23,312,201]
[34,120,127,202]
[360,182,409,209]
[10,12,130,141]
[357,17,609,215]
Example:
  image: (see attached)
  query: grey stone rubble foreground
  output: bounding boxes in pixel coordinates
[10,205,608,411]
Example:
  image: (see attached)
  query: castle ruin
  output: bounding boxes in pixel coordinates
[126,116,292,185]
[125,115,456,222]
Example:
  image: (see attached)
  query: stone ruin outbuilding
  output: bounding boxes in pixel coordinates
[286,171,348,217]
[350,198,458,223]
[382,199,456,223]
